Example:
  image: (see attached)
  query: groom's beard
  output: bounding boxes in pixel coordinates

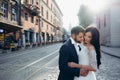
[74,37,81,43]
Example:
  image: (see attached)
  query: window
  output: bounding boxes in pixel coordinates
[51,27,52,31]
[46,11,49,20]
[98,17,100,29]
[41,6,44,16]
[25,13,28,21]
[35,0,39,4]
[1,2,8,18]
[47,0,49,5]
[36,1,39,5]
[25,0,28,3]
[24,30,28,42]
[36,19,38,25]
[42,21,43,27]
[47,25,48,29]
[11,8,17,21]
[104,15,106,27]
[32,0,34,4]
[51,4,52,10]
[36,33,39,42]
[31,16,34,23]
[51,15,52,22]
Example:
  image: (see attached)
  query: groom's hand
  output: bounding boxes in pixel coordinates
[80,69,89,76]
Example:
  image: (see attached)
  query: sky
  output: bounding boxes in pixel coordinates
[55,0,81,31]
[55,0,108,31]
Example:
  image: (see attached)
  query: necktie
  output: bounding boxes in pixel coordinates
[78,45,81,51]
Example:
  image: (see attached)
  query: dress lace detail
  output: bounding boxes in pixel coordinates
[74,46,97,80]
[89,50,97,70]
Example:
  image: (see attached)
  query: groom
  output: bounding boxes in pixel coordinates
[58,27,88,80]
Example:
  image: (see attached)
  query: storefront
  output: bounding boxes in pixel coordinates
[0,22,22,50]
[0,29,4,49]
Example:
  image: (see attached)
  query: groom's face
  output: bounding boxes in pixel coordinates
[74,32,84,43]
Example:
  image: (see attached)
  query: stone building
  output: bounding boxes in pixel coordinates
[96,0,120,47]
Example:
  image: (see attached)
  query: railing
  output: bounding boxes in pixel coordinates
[30,5,40,16]
[23,1,40,16]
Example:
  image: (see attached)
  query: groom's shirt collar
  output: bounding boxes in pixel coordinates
[70,37,77,45]
[70,37,83,46]
[78,42,84,46]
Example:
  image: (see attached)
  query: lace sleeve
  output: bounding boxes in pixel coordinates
[89,50,97,70]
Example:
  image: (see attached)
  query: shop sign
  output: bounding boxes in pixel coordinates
[0,33,4,41]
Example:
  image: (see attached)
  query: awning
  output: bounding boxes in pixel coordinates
[0,22,22,32]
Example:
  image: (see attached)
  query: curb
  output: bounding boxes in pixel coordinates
[101,50,120,59]
[0,43,62,54]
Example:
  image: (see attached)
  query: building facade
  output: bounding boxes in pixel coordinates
[96,0,120,47]
[39,0,63,44]
[0,0,63,50]
[0,0,22,50]
[21,0,63,47]
[21,0,40,47]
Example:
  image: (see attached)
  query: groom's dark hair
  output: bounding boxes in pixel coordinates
[71,26,85,35]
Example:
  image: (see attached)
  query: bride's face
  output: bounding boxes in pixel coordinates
[84,32,92,44]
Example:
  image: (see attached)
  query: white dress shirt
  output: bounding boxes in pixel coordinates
[70,37,83,55]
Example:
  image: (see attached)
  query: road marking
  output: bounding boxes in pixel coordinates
[15,49,59,72]
[0,43,61,59]
[2,47,48,59]
[0,48,42,60]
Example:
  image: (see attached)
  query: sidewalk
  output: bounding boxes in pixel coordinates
[101,46,120,58]
[0,43,61,54]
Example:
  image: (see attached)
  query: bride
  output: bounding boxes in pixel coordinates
[68,27,101,80]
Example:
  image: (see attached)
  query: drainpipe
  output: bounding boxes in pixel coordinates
[18,0,21,26]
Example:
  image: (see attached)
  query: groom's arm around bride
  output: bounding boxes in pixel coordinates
[58,43,88,80]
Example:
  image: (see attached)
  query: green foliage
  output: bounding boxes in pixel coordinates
[78,5,93,28]
[62,28,67,35]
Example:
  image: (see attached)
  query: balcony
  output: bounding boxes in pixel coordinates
[23,1,29,7]
[23,1,40,16]
[10,0,17,5]
[56,27,61,30]
[30,5,40,16]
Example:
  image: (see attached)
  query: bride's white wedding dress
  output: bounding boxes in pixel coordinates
[74,45,97,80]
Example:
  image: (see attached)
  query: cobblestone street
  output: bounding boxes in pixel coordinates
[40,52,120,80]
[96,53,120,80]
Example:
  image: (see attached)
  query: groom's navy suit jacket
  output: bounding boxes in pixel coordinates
[58,39,80,80]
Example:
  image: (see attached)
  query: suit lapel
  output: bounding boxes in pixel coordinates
[67,39,79,63]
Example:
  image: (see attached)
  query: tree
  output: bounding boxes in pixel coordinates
[62,28,68,35]
[78,5,94,28]
[62,28,69,42]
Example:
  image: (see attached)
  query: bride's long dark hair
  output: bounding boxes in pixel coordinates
[85,27,101,69]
